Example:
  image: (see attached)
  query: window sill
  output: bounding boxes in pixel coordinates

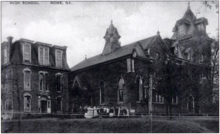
[24,89,31,91]
[118,102,123,104]
[153,102,164,104]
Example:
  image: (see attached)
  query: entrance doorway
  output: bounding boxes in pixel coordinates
[41,100,47,113]
[39,96,51,114]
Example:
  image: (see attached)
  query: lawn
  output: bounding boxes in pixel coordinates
[1,116,219,133]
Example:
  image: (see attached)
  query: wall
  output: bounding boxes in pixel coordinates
[7,64,69,114]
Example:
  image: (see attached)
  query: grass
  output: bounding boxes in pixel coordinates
[1,117,219,133]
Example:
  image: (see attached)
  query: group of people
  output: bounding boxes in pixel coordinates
[84,106,130,118]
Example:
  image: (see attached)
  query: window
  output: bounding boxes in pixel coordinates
[39,72,49,91]
[57,97,62,111]
[100,81,105,104]
[118,77,124,102]
[172,95,178,104]
[174,47,178,55]
[132,59,135,72]
[23,69,31,90]
[3,47,8,64]
[23,43,31,62]
[56,73,63,92]
[39,73,44,91]
[199,55,204,63]
[155,94,164,103]
[127,58,131,72]
[24,93,32,112]
[179,25,186,36]
[38,47,50,65]
[127,58,135,73]
[48,100,51,109]
[137,77,144,102]
[55,50,63,68]
[187,52,191,60]
[197,24,204,32]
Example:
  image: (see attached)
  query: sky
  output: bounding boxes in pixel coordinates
[1,1,219,67]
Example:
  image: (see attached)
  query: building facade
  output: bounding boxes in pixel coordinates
[1,4,215,118]
[69,4,214,114]
[1,37,70,119]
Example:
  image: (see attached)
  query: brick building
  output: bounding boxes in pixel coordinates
[1,37,70,119]
[69,4,213,114]
[1,4,215,118]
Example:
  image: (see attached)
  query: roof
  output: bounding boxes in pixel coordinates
[182,4,196,21]
[71,35,160,71]
[6,39,70,70]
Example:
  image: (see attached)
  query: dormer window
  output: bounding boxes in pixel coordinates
[23,43,31,63]
[197,23,205,32]
[38,46,49,66]
[179,25,186,36]
[55,50,63,68]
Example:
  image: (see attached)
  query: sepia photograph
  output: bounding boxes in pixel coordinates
[1,0,219,133]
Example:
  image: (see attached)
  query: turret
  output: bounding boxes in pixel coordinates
[102,20,121,55]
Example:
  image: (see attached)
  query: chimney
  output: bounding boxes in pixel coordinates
[7,36,13,45]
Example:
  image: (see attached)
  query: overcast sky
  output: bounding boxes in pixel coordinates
[2,1,219,67]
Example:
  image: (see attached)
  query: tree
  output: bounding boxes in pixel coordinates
[203,1,219,13]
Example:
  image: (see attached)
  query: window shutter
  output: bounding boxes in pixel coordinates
[39,73,43,91]
[45,74,49,91]
[61,76,63,92]
[39,47,43,65]
[45,48,49,65]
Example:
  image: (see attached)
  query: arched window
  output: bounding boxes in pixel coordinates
[118,77,125,102]
[23,93,32,112]
[56,73,63,92]
[23,68,32,91]
[100,81,105,104]
[39,73,44,91]
[136,76,143,102]
[39,71,49,91]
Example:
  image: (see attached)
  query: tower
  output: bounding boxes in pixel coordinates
[172,3,208,40]
[102,20,121,55]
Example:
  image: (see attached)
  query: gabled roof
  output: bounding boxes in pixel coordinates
[71,35,160,71]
